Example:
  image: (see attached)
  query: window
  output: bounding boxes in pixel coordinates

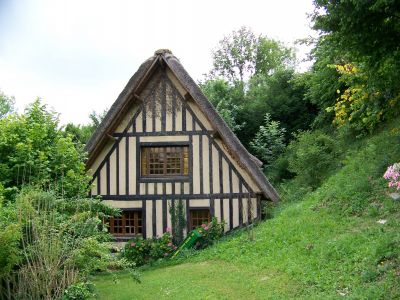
[109,211,142,236]
[141,146,189,177]
[190,209,211,230]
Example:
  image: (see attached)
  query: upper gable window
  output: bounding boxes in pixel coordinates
[141,146,189,177]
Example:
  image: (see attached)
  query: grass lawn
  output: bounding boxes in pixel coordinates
[93,260,298,299]
[92,198,400,299]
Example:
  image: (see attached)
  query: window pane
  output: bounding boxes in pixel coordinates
[109,211,142,236]
[141,146,188,176]
[190,209,210,230]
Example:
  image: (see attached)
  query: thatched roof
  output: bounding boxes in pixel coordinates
[85,50,279,202]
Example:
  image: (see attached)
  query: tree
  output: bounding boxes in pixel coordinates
[255,37,295,76]
[311,0,400,131]
[200,79,245,133]
[211,27,257,83]
[64,108,108,145]
[210,27,295,84]
[244,70,318,143]
[0,91,15,119]
[250,113,286,170]
[313,0,400,64]
[0,99,90,199]
[207,28,303,147]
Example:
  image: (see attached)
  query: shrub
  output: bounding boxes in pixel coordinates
[123,231,177,266]
[286,130,341,189]
[169,199,186,245]
[0,201,21,282]
[250,113,286,170]
[0,188,126,299]
[62,281,95,300]
[194,217,225,249]
[383,163,400,190]
[0,99,90,199]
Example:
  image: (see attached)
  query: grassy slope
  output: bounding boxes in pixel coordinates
[93,124,400,299]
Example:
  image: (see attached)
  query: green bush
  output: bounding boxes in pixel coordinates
[62,281,95,300]
[0,201,21,280]
[250,113,286,169]
[0,99,90,199]
[286,130,341,189]
[194,217,225,249]
[123,231,177,266]
[0,188,124,299]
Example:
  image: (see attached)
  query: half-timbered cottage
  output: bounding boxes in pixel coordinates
[85,49,279,239]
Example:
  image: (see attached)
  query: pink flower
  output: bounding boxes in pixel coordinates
[165,227,172,233]
[168,242,173,247]
[173,245,177,250]
[130,242,136,247]
[204,226,209,231]
[384,163,400,190]
[201,224,206,228]
[164,253,169,257]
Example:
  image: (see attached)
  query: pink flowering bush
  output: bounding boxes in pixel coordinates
[383,163,400,190]
[123,231,177,266]
[194,217,225,249]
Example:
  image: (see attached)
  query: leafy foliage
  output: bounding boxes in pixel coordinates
[0,188,123,299]
[62,281,95,300]
[311,0,400,131]
[246,70,317,141]
[65,109,108,145]
[210,26,294,83]
[203,28,316,148]
[194,218,225,250]
[0,91,15,119]
[0,99,90,199]
[211,26,257,83]
[169,199,186,245]
[285,130,341,189]
[250,113,286,170]
[123,231,177,266]
[200,79,245,133]
[0,200,20,280]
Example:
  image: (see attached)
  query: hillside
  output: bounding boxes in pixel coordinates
[93,121,400,299]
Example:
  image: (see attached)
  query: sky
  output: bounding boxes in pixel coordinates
[0,0,316,125]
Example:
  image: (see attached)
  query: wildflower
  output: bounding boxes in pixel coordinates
[164,253,169,257]
[204,226,209,231]
[131,242,136,247]
[166,227,172,233]
[167,242,173,247]
[201,224,206,228]
[383,163,400,190]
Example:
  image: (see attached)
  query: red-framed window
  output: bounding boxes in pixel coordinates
[189,209,211,230]
[141,146,189,177]
[109,211,143,236]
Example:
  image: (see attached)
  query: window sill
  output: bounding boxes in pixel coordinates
[112,235,142,241]
[139,176,190,183]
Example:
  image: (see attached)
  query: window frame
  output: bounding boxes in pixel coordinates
[108,209,143,237]
[189,208,211,230]
[139,141,191,181]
